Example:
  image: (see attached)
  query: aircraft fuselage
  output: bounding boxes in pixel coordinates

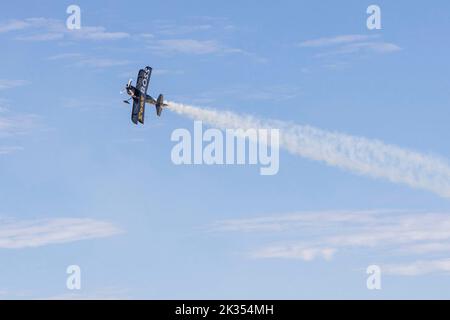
[126,85,156,105]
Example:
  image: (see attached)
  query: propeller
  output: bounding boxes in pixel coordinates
[120,79,133,95]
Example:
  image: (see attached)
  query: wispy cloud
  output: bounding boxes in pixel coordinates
[211,210,376,232]
[0,98,9,112]
[400,242,450,255]
[155,23,212,36]
[140,17,262,61]
[71,26,129,41]
[346,41,400,53]
[137,33,154,39]
[0,110,37,156]
[212,209,450,274]
[46,53,83,60]
[298,34,401,57]
[0,146,24,155]
[299,34,377,47]
[174,85,301,105]
[47,52,130,68]
[0,79,29,90]
[152,69,185,76]
[0,17,129,41]
[16,33,63,41]
[152,16,235,36]
[149,39,229,55]
[215,210,450,252]
[0,217,123,249]
[75,58,130,68]
[384,259,450,276]
[0,114,38,137]
[147,39,264,61]
[316,41,401,57]
[0,19,30,33]
[252,245,336,261]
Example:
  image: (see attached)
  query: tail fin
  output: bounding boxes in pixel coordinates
[155,94,164,117]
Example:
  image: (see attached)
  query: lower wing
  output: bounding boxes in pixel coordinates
[131,98,140,124]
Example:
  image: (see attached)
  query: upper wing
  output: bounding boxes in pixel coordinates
[136,67,152,124]
[136,66,152,96]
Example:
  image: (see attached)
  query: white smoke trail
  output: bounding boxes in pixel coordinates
[167,101,450,198]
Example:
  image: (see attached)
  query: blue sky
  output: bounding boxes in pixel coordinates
[1,0,450,299]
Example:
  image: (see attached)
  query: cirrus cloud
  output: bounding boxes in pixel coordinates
[212,209,450,276]
[0,217,123,249]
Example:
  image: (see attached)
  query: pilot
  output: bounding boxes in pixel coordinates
[127,86,136,99]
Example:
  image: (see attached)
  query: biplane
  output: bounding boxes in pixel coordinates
[122,66,168,124]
